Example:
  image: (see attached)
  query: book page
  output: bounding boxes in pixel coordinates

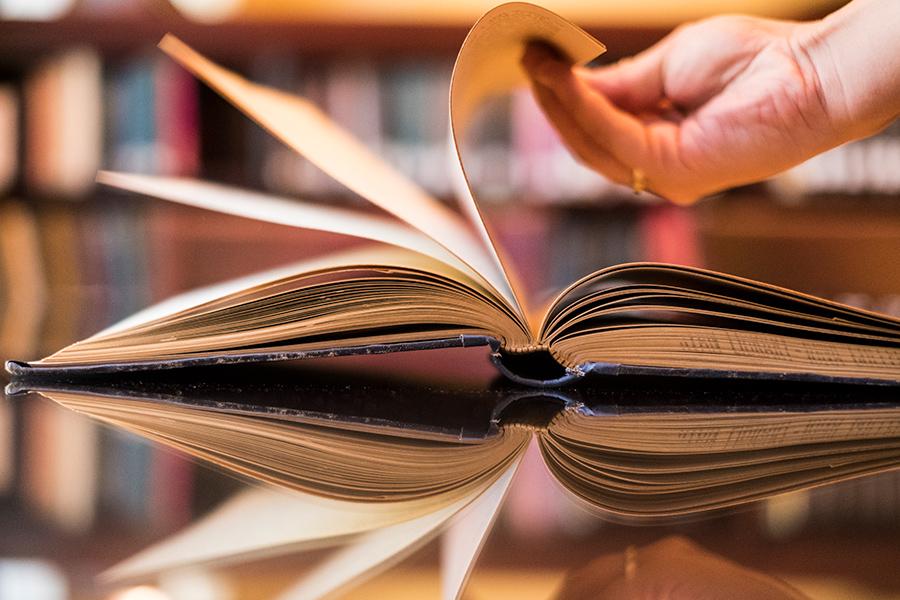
[449,3,606,327]
[274,458,521,600]
[96,171,478,282]
[156,35,516,312]
[440,452,521,600]
[450,3,604,145]
[101,484,476,582]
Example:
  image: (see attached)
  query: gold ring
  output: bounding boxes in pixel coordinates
[631,168,647,195]
[624,545,638,580]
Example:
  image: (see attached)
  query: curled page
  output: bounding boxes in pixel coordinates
[449,3,606,325]
[157,35,516,311]
[451,3,605,133]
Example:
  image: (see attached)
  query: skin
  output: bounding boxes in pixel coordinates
[521,0,900,204]
[553,536,810,600]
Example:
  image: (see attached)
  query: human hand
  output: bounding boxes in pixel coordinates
[521,15,855,204]
[554,536,809,600]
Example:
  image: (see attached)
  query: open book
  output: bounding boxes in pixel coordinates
[11,372,900,597]
[7,2,900,386]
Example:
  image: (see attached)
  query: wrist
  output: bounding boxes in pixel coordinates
[794,0,900,141]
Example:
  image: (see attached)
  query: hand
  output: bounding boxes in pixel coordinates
[554,536,809,600]
[521,16,852,204]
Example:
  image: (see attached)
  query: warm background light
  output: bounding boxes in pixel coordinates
[0,0,73,20]
[108,585,171,600]
[170,0,842,25]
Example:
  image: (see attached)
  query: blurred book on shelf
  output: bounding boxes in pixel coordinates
[107,54,200,177]
[24,47,102,198]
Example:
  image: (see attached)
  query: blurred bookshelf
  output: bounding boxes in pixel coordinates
[0,0,851,204]
[2,0,900,598]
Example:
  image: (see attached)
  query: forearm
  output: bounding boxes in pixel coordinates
[797,0,900,141]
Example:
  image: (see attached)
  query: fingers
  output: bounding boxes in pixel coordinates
[529,82,632,186]
[522,42,704,204]
[522,42,649,172]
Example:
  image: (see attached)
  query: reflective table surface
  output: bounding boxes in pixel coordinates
[4,355,900,600]
[3,196,900,600]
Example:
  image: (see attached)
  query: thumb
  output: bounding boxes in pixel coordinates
[578,39,670,114]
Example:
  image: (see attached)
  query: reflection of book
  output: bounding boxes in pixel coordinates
[20,394,98,533]
[0,86,17,194]
[0,202,46,361]
[12,373,900,596]
[8,3,900,386]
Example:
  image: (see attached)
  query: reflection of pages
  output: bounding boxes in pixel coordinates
[102,486,468,581]
[20,379,900,597]
[276,460,520,600]
[34,386,900,519]
[9,1,900,386]
[103,458,522,600]
[440,457,519,600]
